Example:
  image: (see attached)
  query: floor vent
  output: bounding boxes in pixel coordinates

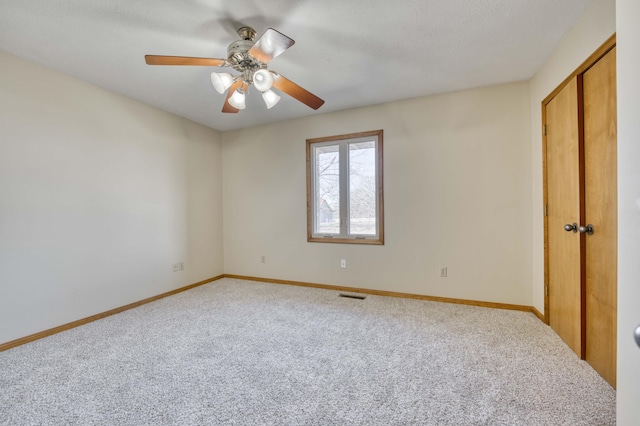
[339,293,366,300]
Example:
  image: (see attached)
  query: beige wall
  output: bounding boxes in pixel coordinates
[529,0,616,313]
[616,0,640,422]
[222,81,532,305]
[0,52,224,344]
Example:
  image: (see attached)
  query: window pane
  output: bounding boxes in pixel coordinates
[315,145,340,234]
[349,141,376,235]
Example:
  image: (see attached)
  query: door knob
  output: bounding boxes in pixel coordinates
[635,325,640,348]
[579,224,594,235]
[564,223,578,233]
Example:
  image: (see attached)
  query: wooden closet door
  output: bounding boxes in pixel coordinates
[583,47,617,388]
[546,78,582,357]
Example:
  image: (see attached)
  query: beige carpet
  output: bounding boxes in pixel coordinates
[0,278,615,425]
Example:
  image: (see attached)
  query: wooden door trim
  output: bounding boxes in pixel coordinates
[541,33,616,326]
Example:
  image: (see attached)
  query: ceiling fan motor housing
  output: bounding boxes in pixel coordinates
[227,27,265,74]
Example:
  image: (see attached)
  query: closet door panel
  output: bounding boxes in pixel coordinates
[546,78,582,357]
[583,47,617,388]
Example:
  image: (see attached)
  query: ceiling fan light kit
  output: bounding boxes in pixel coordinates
[228,88,246,110]
[210,72,234,94]
[145,26,324,114]
[252,69,274,92]
[262,89,281,109]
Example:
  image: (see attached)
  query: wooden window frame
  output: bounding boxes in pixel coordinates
[306,129,384,245]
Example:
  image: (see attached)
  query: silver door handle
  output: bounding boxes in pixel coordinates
[564,223,578,233]
[579,224,594,235]
[635,325,640,348]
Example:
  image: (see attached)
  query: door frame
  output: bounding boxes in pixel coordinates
[542,34,617,326]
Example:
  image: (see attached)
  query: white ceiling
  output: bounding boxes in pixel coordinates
[0,0,592,132]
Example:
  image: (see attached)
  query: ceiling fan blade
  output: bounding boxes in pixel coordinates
[222,80,243,113]
[271,73,324,110]
[248,28,295,64]
[145,55,227,67]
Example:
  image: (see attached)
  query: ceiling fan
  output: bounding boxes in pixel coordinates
[145,26,325,113]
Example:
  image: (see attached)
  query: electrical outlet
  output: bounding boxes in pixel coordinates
[261,255,266,264]
[440,267,447,278]
[172,263,179,272]
[341,259,347,269]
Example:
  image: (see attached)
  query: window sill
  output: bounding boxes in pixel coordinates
[307,236,384,245]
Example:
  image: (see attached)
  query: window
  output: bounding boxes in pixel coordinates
[306,130,383,244]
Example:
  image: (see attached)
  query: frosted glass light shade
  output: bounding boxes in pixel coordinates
[211,72,233,94]
[228,89,246,110]
[262,89,281,109]
[253,69,274,92]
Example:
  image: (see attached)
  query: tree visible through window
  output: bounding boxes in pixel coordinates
[306,130,383,244]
